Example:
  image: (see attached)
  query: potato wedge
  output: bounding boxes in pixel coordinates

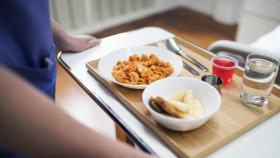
[165,99,190,113]
[193,99,204,117]
[182,89,193,105]
[170,89,187,102]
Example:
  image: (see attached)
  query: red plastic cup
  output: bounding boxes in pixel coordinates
[211,56,238,84]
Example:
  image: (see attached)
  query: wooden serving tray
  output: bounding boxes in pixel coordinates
[86,37,280,158]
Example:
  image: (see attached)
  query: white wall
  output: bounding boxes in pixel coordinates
[213,0,242,25]
[178,0,215,15]
[51,0,242,35]
[51,0,179,35]
[236,0,280,44]
[178,0,242,25]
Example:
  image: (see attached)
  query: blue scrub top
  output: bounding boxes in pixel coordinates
[0,0,56,98]
[0,0,56,157]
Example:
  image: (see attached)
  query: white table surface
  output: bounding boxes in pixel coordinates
[59,27,280,158]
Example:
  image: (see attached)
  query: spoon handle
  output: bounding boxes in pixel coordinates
[183,62,200,76]
[180,52,209,72]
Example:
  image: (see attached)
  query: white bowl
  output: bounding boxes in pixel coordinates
[98,46,183,89]
[142,77,221,131]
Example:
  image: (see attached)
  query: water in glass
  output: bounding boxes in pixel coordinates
[240,55,279,107]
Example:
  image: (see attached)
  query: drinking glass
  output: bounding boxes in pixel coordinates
[211,55,238,84]
[240,54,279,107]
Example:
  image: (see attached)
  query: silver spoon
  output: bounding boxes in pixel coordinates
[166,38,209,72]
[159,41,200,76]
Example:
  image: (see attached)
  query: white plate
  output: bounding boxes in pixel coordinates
[98,46,183,89]
[142,77,221,131]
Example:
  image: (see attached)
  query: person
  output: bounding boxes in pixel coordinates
[0,0,100,99]
[0,67,156,158]
[0,0,155,157]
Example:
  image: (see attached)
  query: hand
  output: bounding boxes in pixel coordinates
[59,35,101,52]
[51,18,101,52]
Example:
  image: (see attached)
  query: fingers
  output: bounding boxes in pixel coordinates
[62,35,101,52]
[75,34,94,40]
[78,35,98,42]
[88,38,101,46]
[79,35,101,46]
[82,36,95,42]
[74,38,100,52]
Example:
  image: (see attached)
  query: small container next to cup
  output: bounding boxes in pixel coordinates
[201,75,223,93]
[240,54,279,107]
[211,56,238,84]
